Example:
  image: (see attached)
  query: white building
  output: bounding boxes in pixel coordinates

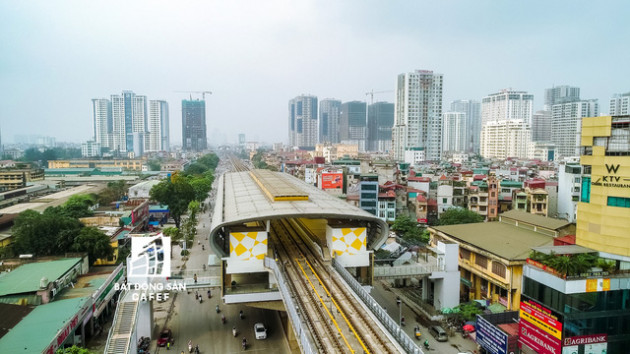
[111,91,147,153]
[544,85,580,110]
[404,148,426,166]
[551,99,598,158]
[609,92,630,115]
[288,95,318,148]
[437,183,454,216]
[81,140,101,157]
[528,141,556,161]
[557,162,581,223]
[442,112,467,153]
[531,110,552,142]
[148,100,169,152]
[392,70,443,161]
[92,98,112,149]
[319,99,341,144]
[481,89,533,126]
[450,100,481,153]
[480,120,531,159]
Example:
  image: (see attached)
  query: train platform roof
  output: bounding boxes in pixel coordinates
[209,170,388,254]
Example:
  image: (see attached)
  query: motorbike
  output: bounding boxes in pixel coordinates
[423,340,430,349]
[221,314,226,324]
[207,290,211,298]
[400,316,405,326]
[188,342,193,353]
[232,326,237,337]
[414,327,421,340]
[239,310,244,320]
[194,345,200,354]
[216,305,220,313]
[199,296,202,304]
[242,338,247,350]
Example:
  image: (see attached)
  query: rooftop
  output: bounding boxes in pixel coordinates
[432,222,554,260]
[500,210,571,230]
[0,297,89,352]
[0,258,82,297]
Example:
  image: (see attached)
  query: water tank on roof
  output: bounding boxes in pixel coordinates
[40,277,49,289]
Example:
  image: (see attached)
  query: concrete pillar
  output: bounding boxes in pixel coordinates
[359,267,368,284]
[421,277,429,301]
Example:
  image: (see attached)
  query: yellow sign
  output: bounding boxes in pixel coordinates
[586,278,611,292]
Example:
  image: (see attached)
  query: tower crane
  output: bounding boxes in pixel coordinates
[365,89,394,104]
[174,90,213,100]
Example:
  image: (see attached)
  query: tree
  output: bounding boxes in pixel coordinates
[438,207,483,226]
[186,162,210,175]
[148,160,162,171]
[197,153,220,170]
[62,194,97,218]
[454,302,484,322]
[56,345,94,354]
[98,180,128,205]
[391,215,430,245]
[189,176,212,202]
[150,175,195,228]
[12,209,83,256]
[72,227,114,264]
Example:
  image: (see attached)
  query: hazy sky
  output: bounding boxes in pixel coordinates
[1,0,629,146]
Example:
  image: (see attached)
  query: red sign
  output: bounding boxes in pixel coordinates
[563,334,607,346]
[321,173,343,189]
[45,314,79,354]
[131,200,149,225]
[519,318,562,354]
[519,300,562,340]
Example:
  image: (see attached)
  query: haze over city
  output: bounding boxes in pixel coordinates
[1,0,629,145]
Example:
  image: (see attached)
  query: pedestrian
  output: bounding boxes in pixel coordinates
[194,274,197,283]
[166,341,170,350]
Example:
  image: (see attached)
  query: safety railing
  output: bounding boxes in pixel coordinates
[332,258,424,354]
[264,257,317,354]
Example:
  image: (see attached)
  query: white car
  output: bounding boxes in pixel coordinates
[254,323,267,340]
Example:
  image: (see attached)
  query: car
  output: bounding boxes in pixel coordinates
[157,328,173,347]
[254,322,267,340]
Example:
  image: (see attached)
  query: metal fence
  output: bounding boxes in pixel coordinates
[332,258,424,354]
[264,257,317,354]
[373,263,442,279]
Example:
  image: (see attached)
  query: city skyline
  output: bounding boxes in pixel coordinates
[1,1,630,145]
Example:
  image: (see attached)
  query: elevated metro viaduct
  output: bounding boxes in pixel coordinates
[208,169,389,305]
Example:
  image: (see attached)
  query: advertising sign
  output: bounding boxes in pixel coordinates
[562,334,608,354]
[476,316,508,354]
[322,172,343,189]
[519,318,562,354]
[586,278,610,292]
[520,299,563,340]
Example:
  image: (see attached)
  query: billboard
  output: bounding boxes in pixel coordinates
[519,299,563,340]
[476,316,508,354]
[322,172,343,189]
[519,319,562,354]
[129,234,171,277]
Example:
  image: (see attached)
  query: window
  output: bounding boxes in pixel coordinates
[460,249,471,260]
[475,254,488,268]
[492,262,506,278]
[608,196,630,208]
[442,198,447,203]
[581,177,591,203]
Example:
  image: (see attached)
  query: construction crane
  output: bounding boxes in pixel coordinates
[174,90,213,100]
[365,89,394,104]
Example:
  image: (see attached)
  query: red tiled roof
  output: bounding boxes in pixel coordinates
[408,176,431,182]
[416,195,427,202]
[554,234,576,246]
[473,174,486,180]
[439,175,449,181]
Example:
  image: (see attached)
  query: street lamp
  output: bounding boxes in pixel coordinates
[396,296,402,326]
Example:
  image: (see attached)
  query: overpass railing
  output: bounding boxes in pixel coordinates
[332,258,424,354]
[264,257,317,354]
[373,263,443,279]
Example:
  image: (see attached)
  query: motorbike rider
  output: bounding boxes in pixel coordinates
[242,337,247,349]
[221,313,226,324]
[232,326,237,337]
[239,310,244,319]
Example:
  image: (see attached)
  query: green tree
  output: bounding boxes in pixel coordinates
[150,175,195,228]
[56,345,94,354]
[98,180,128,205]
[391,215,418,234]
[148,160,162,171]
[72,227,113,264]
[454,302,484,322]
[186,162,210,175]
[12,209,83,256]
[189,176,213,202]
[62,194,97,218]
[438,207,484,225]
[391,215,430,245]
[197,153,220,170]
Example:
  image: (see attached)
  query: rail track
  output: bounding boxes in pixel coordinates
[228,154,249,172]
[271,219,396,354]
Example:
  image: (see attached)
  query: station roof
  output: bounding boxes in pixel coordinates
[500,210,571,230]
[210,170,388,256]
[0,258,82,297]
